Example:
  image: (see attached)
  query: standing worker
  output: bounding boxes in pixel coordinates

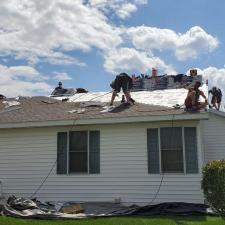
[209,86,222,110]
[184,81,208,111]
[110,73,135,106]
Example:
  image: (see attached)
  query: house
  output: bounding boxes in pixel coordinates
[0,86,224,206]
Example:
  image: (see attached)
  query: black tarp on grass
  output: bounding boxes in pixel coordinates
[0,196,215,219]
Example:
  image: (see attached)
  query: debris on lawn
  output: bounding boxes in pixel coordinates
[0,196,216,220]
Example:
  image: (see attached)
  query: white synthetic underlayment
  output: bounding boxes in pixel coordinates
[54,84,208,108]
[2,100,21,108]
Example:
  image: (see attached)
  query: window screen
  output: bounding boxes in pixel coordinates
[160,127,184,173]
[69,131,88,173]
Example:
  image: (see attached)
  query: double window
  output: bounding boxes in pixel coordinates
[147,127,198,174]
[57,131,100,174]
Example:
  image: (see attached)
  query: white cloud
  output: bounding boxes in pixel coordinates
[104,47,176,74]
[53,72,72,81]
[116,3,137,19]
[0,64,52,97]
[197,67,225,91]
[134,0,147,4]
[0,0,122,65]
[127,26,219,60]
[88,0,146,19]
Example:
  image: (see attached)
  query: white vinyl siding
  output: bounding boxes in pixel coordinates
[203,113,225,162]
[0,120,203,205]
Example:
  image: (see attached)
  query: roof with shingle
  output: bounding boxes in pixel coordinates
[0,96,186,124]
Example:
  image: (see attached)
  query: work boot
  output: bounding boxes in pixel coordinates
[129,97,135,104]
[121,95,125,103]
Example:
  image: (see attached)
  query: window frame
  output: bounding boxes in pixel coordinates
[64,130,99,175]
[151,126,198,174]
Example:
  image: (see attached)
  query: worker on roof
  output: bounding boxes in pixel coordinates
[184,81,208,111]
[110,73,135,106]
[51,81,66,96]
[209,86,222,111]
[55,81,63,90]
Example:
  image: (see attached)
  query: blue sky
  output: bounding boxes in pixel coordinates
[0,0,225,98]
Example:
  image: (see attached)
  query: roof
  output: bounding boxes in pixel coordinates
[54,84,208,108]
[209,108,225,117]
[0,94,208,129]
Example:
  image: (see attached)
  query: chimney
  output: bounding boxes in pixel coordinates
[152,68,158,77]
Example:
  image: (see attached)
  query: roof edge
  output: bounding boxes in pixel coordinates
[0,113,209,129]
[209,109,225,117]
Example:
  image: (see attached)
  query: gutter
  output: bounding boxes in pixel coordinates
[0,112,209,129]
[209,109,225,117]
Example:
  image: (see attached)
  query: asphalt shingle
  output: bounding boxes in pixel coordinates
[0,96,185,124]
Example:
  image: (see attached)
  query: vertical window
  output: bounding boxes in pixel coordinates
[69,131,88,173]
[160,127,184,173]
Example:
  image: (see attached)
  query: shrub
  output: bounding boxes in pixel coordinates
[201,160,225,215]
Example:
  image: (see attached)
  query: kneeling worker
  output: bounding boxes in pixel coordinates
[209,86,222,110]
[185,81,208,111]
[110,73,134,106]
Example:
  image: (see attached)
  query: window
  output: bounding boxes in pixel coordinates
[69,131,88,173]
[57,131,100,174]
[147,127,198,174]
[160,127,183,173]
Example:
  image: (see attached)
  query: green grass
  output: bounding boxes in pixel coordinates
[0,216,225,225]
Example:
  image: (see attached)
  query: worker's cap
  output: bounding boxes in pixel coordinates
[58,81,62,85]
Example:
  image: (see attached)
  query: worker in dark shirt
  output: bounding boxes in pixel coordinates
[51,81,66,96]
[110,73,134,106]
[209,86,222,110]
[55,81,63,90]
[184,81,208,111]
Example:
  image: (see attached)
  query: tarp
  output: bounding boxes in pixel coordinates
[0,196,214,220]
[132,75,202,91]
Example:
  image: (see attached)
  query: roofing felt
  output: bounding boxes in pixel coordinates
[0,96,186,124]
[54,84,208,108]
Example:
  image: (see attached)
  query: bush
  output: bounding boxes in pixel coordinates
[201,160,225,214]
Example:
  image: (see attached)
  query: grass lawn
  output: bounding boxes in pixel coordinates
[0,216,225,225]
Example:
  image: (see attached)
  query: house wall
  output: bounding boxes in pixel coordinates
[0,120,204,205]
[203,113,225,163]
